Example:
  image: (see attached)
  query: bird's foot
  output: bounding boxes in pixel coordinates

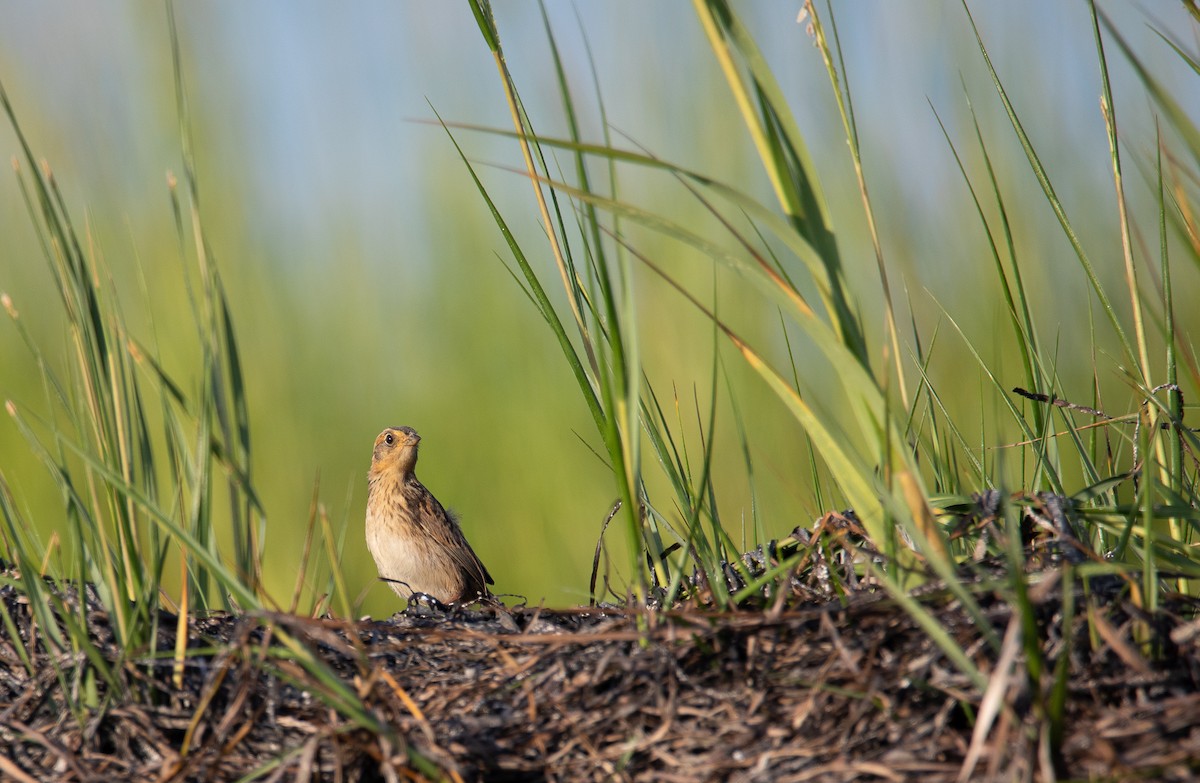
[404,592,450,615]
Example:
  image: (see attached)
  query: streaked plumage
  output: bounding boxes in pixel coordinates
[365,426,493,604]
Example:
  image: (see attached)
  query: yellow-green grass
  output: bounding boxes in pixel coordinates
[1,1,1198,625]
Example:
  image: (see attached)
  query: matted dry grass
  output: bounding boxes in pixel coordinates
[1,557,1198,782]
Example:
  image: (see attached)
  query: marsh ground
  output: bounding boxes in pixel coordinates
[2,561,1197,783]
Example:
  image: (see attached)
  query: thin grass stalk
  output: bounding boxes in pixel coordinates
[468,2,593,370]
[695,364,733,607]
[538,1,610,326]
[439,123,604,436]
[641,379,736,599]
[1156,135,1183,491]
[1101,12,1200,171]
[1089,6,1178,557]
[165,10,216,604]
[1044,562,1074,772]
[0,477,44,676]
[549,74,663,595]
[809,0,909,408]
[627,238,885,529]
[904,312,943,490]
[1053,407,1104,494]
[1154,130,1191,592]
[168,3,265,602]
[4,98,144,643]
[1137,421,1159,647]
[290,482,323,615]
[467,0,654,597]
[931,99,1046,439]
[691,0,867,365]
[173,552,188,690]
[319,503,354,621]
[962,2,1138,377]
[104,319,140,602]
[1091,4,1151,386]
[725,369,765,549]
[533,167,919,535]
[449,126,862,327]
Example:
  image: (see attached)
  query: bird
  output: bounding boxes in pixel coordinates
[365,425,494,605]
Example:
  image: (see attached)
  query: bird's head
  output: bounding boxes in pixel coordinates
[370,426,421,478]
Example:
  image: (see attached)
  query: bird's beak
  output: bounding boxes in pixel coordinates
[407,432,421,447]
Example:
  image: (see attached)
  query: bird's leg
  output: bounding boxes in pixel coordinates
[380,576,414,593]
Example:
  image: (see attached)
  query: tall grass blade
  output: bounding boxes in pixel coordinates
[963,2,1140,379]
[691,0,867,364]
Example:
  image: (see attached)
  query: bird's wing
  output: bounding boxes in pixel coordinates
[445,508,494,589]
[411,487,490,598]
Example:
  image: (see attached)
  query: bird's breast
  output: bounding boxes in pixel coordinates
[365,479,465,603]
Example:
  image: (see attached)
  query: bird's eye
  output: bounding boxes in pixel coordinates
[384,432,394,446]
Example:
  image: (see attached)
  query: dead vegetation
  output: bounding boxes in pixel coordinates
[1,555,1198,782]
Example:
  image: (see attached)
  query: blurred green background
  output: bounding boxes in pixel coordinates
[2,2,1198,616]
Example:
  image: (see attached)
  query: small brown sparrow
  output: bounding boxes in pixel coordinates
[365,426,493,605]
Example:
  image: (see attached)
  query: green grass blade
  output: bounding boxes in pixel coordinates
[961,1,1137,376]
